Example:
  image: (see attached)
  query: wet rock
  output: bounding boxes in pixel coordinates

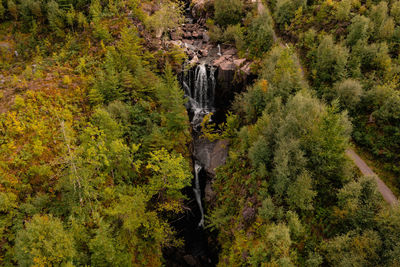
[183,39,194,45]
[187,50,195,59]
[207,139,229,176]
[193,40,203,47]
[223,48,237,55]
[190,55,199,65]
[199,49,208,57]
[184,42,197,52]
[202,32,210,42]
[194,139,229,177]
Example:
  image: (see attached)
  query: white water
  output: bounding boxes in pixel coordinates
[194,64,208,108]
[193,162,204,227]
[217,44,221,56]
[182,63,217,228]
[184,64,216,128]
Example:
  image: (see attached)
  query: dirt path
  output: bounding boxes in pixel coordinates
[346,149,398,206]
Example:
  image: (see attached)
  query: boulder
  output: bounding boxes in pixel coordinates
[168,40,183,47]
[184,32,192,39]
[202,32,210,42]
[219,61,235,71]
[208,139,229,176]
[190,55,199,65]
[183,39,194,45]
[199,49,208,57]
[193,40,203,47]
[170,31,181,40]
[194,139,229,177]
[223,48,237,55]
[213,55,230,66]
[234,58,246,67]
[192,31,200,39]
[184,42,197,52]
[241,62,251,75]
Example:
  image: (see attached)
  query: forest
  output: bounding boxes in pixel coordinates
[0,0,399,266]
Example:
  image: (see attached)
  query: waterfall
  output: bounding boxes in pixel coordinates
[183,63,216,129]
[217,44,221,56]
[193,162,205,227]
[194,64,208,108]
[181,63,217,228]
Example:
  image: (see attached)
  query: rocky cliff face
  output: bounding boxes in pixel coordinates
[168,11,254,124]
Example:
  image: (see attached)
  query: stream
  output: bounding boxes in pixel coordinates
[163,1,253,265]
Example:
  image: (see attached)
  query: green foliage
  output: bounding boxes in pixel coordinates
[156,64,188,135]
[286,171,316,211]
[145,0,184,38]
[47,1,66,37]
[274,0,306,29]
[312,35,348,87]
[369,1,392,40]
[7,0,18,20]
[391,0,400,24]
[336,0,352,21]
[146,148,191,199]
[346,15,371,47]
[0,0,4,19]
[327,79,363,111]
[260,45,307,101]
[214,0,244,27]
[246,12,275,57]
[323,230,382,266]
[222,24,244,48]
[15,214,75,266]
[248,223,294,266]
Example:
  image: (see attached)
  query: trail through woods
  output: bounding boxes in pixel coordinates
[346,149,398,206]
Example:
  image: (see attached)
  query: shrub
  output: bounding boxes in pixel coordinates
[274,0,306,29]
[145,0,184,38]
[222,24,244,46]
[313,35,349,86]
[391,0,400,24]
[346,15,371,47]
[261,46,307,102]
[351,40,391,76]
[15,215,75,266]
[214,0,244,27]
[336,0,352,21]
[330,79,363,111]
[246,12,275,57]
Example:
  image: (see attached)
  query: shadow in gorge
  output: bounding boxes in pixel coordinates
[163,63,221,267]
[163,166,219,267]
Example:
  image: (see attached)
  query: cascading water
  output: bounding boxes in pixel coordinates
[184,63,216,129]
[182,63,217,228]
[194,162,204,227]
